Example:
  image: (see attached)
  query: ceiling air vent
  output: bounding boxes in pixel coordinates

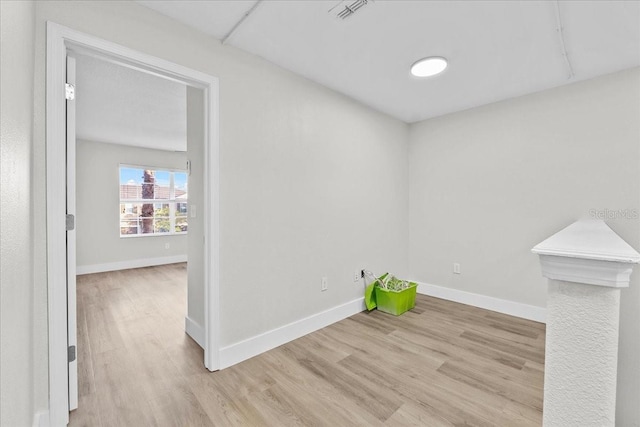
[331,0,371,19]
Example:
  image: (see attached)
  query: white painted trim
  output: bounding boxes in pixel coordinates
[46,22,70,427]
[537,254,636,288]
[76,255,187,275]
[185,316,205,348]
[532,220,640,288]
[415,281,547,323]
[33,411,49,427]
[204,61,221,373]
[46,22,220,426]
[66,54,79,412]
[532,219,640,263]
[219,297,366,369]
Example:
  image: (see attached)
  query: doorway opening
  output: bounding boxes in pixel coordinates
[70,50,203,421]
[46,22,220,426]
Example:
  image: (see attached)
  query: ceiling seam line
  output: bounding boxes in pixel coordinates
[221,0,265,45]
[554,0,575,80]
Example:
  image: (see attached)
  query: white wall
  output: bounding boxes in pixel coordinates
[0,1,36,426]
[75,139,188,272]
[408,68,640,426]
[30,0,409,417]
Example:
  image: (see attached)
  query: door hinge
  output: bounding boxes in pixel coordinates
[66,214,75,231]
[68,345,76,363]
[65,83,75,100]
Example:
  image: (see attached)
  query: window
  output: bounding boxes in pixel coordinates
[119,166,188,237]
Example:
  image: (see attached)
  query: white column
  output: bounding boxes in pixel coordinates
[532,220,639,427]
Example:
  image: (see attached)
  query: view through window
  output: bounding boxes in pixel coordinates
[119,166,188,236]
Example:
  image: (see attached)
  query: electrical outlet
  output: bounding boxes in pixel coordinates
[453,263,461,274]
[321,277,328,292]
[354,270,361,282]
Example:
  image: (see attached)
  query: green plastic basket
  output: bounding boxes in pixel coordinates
[375,282,417,316]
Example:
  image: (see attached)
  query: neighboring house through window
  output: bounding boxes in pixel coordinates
[119,165,188,236]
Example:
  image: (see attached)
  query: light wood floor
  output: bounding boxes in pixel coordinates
[71,264,545,426]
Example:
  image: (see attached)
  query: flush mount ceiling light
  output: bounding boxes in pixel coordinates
[410,57,448,78]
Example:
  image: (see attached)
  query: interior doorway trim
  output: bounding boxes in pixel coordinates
[46,22,220,426]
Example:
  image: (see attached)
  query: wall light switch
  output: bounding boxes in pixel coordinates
[453,263,461,274]
[190,205,197,218]
[321,277,328,292]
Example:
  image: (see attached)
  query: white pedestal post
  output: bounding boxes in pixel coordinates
[532,220,639,427]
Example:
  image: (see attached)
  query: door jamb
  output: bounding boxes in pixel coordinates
[46,22,220,426]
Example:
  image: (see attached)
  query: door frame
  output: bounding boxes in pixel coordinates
[65,54,78,412]
[46,22,221,426]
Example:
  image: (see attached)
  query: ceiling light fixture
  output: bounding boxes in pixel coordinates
[410,57,448,78]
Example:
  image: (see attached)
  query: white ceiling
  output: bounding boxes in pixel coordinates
[138,0,640,123]
[75,54,187,151]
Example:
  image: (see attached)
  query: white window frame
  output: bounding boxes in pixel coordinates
[118,164,188,237]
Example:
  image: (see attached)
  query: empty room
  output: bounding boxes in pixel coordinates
[1,1,639,427]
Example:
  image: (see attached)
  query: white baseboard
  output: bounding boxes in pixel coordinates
[219,297,366,369]
[415,281,546,323]
[33,411,49,427]
[185,316,205,349]
[76,255,187,275]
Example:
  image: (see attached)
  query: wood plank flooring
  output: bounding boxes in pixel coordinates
[70,264,545,426]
